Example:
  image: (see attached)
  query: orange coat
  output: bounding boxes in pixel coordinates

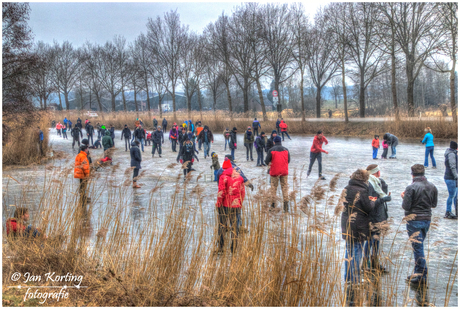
[372,138,380,148]
[196,126,204,137]
[74,151,90,179]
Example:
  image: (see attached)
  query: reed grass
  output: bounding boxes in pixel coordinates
[2,164,457,306]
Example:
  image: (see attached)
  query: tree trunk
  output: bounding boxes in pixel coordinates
[122,88,127,111]
[213,90,217,112]
[43,96,47,110]
[58,90,63,110]
[405,57,415,117]
[134,87,138,112]
[39,96,43,109]
[159,96,163,119]
[64,91,70,111]
[299,72,305,122]
[145,84,150,111]
[243,77,249,113]
[359,75,365,118]
[225,82,233,120]
[111,93,116,111]
[341,59,348,123]
[96,94,103,111]
[187,94,192,119]
[172,85,176,121]
[89,91,92,110]
[255,79,267,121]
[316,86,322,118]
[197,87,203,120]
[450,61,457,123]
[391,40,399,121]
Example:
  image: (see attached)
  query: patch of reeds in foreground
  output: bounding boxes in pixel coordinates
[2,167,458,306]
[52,110,457,139]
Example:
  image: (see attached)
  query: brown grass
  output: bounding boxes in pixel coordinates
[51,110,457,139]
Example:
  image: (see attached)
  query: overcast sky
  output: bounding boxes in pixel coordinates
[28,1,329,47]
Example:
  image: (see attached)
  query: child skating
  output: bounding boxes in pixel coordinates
[372,135,380,159]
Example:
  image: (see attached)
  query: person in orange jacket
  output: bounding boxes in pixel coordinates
[372,135,380,160]
[74,145,91,205]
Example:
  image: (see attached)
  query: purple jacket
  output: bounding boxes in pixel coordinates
[169,128,178,140]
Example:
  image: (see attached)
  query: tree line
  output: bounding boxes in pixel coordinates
[3,2,458,122]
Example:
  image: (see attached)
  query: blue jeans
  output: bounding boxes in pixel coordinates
[445,179,458,214]
[344,241,364,283]
[390,145,397,158]
[424,146,436,167]
[281,131,291,140]
[224,139,230,151]
[138,138,144,152]
[231,148,235,160]
[198,139,202,150]
[407,220,430,279]
[214,170,218,182]
[364,233,380,259]
[257,148,264,166]
[203,142,210,157]
[372,147,378,159]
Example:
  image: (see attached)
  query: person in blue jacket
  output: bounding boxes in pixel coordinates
[421,127,436,168]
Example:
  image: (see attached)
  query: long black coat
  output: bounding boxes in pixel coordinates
[86,125,94,136]
[341,179,374,242]
[130,143,142,169]
[229,131,237,149]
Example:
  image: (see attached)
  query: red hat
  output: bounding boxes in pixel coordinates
[173,122,177,125]
[222,158,232,169]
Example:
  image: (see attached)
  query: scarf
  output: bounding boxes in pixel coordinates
[368,175,386,198]
[246,130,252,138]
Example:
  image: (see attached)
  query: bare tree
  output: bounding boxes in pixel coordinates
[81,42,105,111]
[30,41,55,109]
[97,39,124,111]
[329,77,342,109]
[179,32,198,118]
[133,33,152,112]
[392,2,446,117]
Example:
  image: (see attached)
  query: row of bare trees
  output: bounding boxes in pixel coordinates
[18,3,459,121]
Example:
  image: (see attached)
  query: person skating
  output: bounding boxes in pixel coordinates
[71,125,83,149]
[341,169,374,284]
[307,131,329,180]
[169,125,178,152]
[100,125,107,137]
[188,119,194,133]
[328,109,332,118]
[153,117,158,129]
[265,136,290,212]
[109,124,115,147]
[210,152,220,182]
[229,127,238,161]
[121,124,132,151]
[56,122,62,136]
[67,119,72,131]
[381,139,389,159]
[146,131,152,146]
[372,135,380,160]
[102,130,113,152]
[152,126,164,157]
[63,117,68,127]
[75,118,82,130]
[178,127,187,154]
[162,118,168,132]
[252,118,261,136]
[255,132,266,166]
[421,127,436,168]
[177,137,199,180]
[130,140,142,188]
[74,145,91,206]
[198,125,214,159]
[363,164,392,272]
[37,127,44,156]
[383,133,399,159]
[244,127,255,161]
[276,118,281,135]
[86,121,94,145]
[216,157,245,253]
[444,141,458,219]
[401,164,438,285]
[62,125,68,140]
[223,128,231,151]
[279,120,291,141]
[134,124,146,152]
[195,121,204,150]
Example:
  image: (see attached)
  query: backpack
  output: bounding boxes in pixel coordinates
[252,121,258,128]
[254,139,258,149]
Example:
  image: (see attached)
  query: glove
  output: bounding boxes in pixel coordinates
[210,165,213,169]
[381,195,392,202]
[234,143,237,147]
[180,159,183,164]
[420,140,423,143]
[212,141,213,143]
[248,183,254,191]
[192,158,194,163]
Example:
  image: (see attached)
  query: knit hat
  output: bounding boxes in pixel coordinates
[450,141,458,150]
[261,131,265,136]
[225,154,233,161]
[248,126,251,129]
[211,152,217,157]
[233,127,237,131]
[81,138,89,145]
[272,130,277,135]
[411,164,425,176]
[274,136,281,143]
[185,137,191,141]
[222,158,232,169]
[101,125,106,129]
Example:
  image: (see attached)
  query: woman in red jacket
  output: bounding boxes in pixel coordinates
[216,158,245,253]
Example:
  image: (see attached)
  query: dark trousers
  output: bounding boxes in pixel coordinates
[79,179,87,206]
[257,148,264,165]
[87,134,93,145]
[38,141,43,156]
[124,138,131,151]
[62,131,67,139]
[163,125,167,132]
[152,143,162,156]
[146,139,151,146]
[97,131,101,139]
[72,137,80,148]
[308,152,322,177]
[218,207,241,252]
[276,127,280,134]
[171,139,177,152]
[183,162,192,176]
[198,139,202,150]
[281,131,291,140]
[407,220,430,279]
[133,168,139,182]
[245,143,253,160]
[112,138,115,147]
[382,148,388,159]
[231,148,235,161]
[253,128,259,136]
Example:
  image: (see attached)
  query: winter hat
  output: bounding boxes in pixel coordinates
[124,124,128,126]
[222,158,232,170]
[211,152,217,157]
[247,126,251,129]
[261,131,265,136]
[225,154,233,161]
[233,127,237,131]
[81,138,89,145]
[185,137,191,141]
[450,141,458,150]
[204,125,209,130]
[411,164,425,177]
[274,136,281,143]
[271,130,277,135]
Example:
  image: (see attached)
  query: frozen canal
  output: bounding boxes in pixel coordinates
[2,128,458,306]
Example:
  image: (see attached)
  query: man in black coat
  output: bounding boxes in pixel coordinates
[121,124,132,151]
[109,125,115,147]
[75,119,82,130]
[130,140,142,188]
[401,164,438,285]
[162,118,168,132]
[177,137,199,179]
[341,169,374,285]
[151,126,164,158]
[86,122,94,145]
[153,117,158,129]
[275,118,281,135]
[71,126,83,149]
[134,125,146,152]
[197,125,214,159]
[229,127,238,161]
[255,132,266,167]
[265,130,277,152]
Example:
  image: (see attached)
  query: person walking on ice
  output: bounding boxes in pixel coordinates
[265,136,290,213]
[252,118,261,136]
[444,141,458,219]
[307,130,329,180]
[421,127,436,169]
[177,137,199,180]
[130,140,142,189]
[151,126,164,158]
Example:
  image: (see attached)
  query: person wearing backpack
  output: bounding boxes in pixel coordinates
[252,118,261,136]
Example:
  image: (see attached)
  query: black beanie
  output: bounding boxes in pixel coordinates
[233,127,237,131]
[225,154,233,161]
[272,130,277,134]
[450,141,458,150]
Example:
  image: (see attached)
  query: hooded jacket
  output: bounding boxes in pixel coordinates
[279,120,288,132]
[162,118,168,127]
[444,148,458,180]
[229,131,237,149]
[179,141,196,162]
[86,124,94,135]
[217,167,245,208]
[311,135,329,153]
[74,151,90,179]
[169,127,178,140]
[216,161,248,185]
[402,176,438,220]
[6,218,26,237]
[421,132,434,147]
[255,135,265,150]
[153,118,158,128]
[368,178,389,224]
[122,127,131,139]
[266,131,277,152]
[134,127,146,139]
[198,127,214,143]
[341,170,374,242]
[276,119,281,129]
[152,130,164,144]
[244,130,254,144]
[130,142,142,169]
[102,131,114,149]
[383,133,399,147]
[109,127,115,139]
[265,141,290,176]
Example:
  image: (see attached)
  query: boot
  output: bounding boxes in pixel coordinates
[133,181,141,188]
[361,257,370,270]
[283,201,289,213]
[371,256,387,272]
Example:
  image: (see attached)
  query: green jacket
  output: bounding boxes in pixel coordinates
[102,131,113,149]
[244,131,254,144]
[211,156,220,170]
